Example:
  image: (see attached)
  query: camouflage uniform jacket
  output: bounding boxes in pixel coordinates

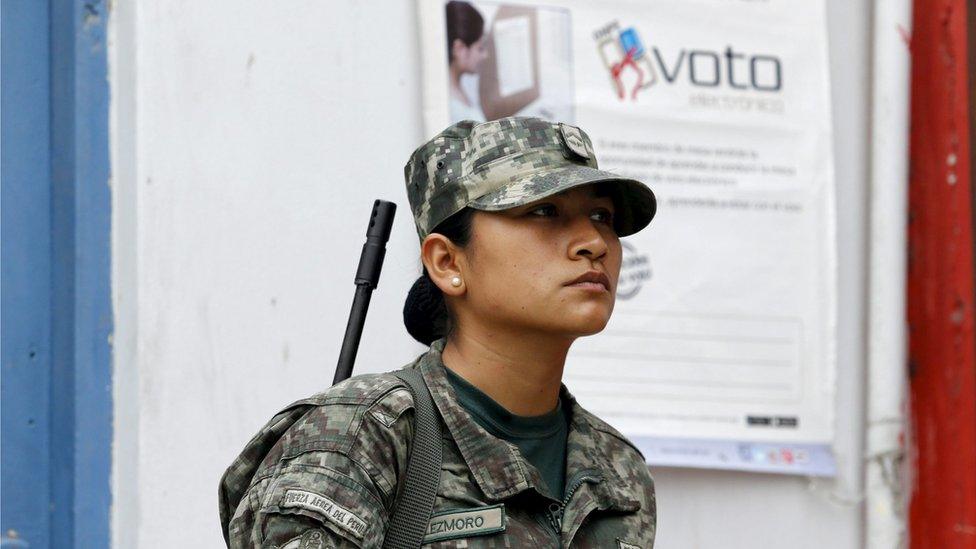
[219,338,657,548]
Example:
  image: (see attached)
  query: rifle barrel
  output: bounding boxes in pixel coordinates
[333,199,397,385]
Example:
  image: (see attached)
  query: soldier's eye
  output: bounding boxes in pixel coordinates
[591,208,614,224]
[528,204,557,217]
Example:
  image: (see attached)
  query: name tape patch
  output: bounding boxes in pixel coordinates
[617,539,643,549]
[280,489,368,540]
[422,504,506,544]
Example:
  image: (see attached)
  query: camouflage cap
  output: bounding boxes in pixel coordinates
[403,116,657,242]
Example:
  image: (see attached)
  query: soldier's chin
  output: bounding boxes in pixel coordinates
[565,312,612,337]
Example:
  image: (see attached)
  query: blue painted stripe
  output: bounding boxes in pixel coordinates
[51,1,114,547]
[2,1,113,547]
[1,1,55,547]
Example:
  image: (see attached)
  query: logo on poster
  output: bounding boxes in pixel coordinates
[593,21,784,101]
[616,241,652,300]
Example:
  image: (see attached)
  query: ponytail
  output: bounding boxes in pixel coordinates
[403,268,451,346]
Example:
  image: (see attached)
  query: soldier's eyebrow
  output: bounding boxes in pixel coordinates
[564,184,600,198]
[501,202,545,216]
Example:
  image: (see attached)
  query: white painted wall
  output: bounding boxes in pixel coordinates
[109,1,871,547]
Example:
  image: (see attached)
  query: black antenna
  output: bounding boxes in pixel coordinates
[333,199,397,385]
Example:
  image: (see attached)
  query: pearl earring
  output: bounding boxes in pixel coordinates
[451,276,462,287]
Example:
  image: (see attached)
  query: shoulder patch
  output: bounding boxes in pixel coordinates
[617,539,643,549]
[281,528,330,549]
[298,528,329,549]
[280,489,369,541]
[367,387,414,428]
[368,409,396,428]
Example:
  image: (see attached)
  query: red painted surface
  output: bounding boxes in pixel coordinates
[908,0,976,547]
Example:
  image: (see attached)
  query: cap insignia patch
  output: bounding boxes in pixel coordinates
[559,123,590,159]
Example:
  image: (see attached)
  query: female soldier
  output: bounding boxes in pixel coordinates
[219,116,658,548]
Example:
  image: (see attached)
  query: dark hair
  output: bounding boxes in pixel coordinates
[403,207,475,345]
[445,1,484,64]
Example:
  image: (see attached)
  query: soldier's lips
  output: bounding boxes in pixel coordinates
[566,281,609,293]
[564,270,611,292]
[566,282,610,294]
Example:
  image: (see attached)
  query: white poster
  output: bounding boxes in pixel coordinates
[420,0,837,476]
[493,16,535,95]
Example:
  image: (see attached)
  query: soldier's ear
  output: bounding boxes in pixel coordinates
[421,234,466,297]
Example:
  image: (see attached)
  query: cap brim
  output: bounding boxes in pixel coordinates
[467,164,657,237]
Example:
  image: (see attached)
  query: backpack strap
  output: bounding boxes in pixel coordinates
[383,369,444,549]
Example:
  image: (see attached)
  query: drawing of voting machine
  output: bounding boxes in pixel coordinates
[478,6,541,120]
